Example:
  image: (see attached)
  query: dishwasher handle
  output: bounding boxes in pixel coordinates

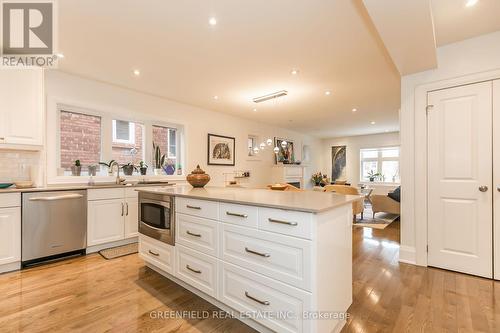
[28,194,84,201]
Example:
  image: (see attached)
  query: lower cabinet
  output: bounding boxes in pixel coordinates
[0,206,21,266]
[125,197,139,238]
[139,235,174,275]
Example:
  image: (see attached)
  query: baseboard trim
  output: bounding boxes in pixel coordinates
[0,261,21,274]
[86,237,138,254]
[399,245,417,265]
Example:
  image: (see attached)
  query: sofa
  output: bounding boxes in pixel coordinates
[370,194,400,217]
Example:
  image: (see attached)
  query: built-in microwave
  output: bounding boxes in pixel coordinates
[138,192,175,245]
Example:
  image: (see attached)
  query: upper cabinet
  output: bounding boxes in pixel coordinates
[0,68,44,149]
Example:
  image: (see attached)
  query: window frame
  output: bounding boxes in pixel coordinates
[359,146,400,184]
[112,119,136,145]
[47,98,186,184]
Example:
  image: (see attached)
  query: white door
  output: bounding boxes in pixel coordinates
[0,207,21,265]
[427,82,493,278]
[494,80,500,280]
[124,197,139,238]
[87,199,125,246]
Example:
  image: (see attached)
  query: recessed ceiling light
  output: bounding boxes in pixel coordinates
[465,0,478,7]
[133,69,140,76]
[55,53,64,59]
[352,108,357,112]
[325,90,332,96]
[213,95,219,100]
[291,69,299,75]
[385,129,389,132]
[209,17,217,26]
[370,121,376,125]
[252,108,257,112]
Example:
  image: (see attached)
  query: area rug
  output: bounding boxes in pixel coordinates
[354,207,399,229]
[98,243,138,260]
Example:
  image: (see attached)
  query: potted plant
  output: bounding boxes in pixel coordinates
[153,142,166,175]
[367,170,381,182]
[139,161,148,175]
[121,162,137,176]
[311,172,323,186]
[71,160,82,176]
[99,160,116,176]
[88,164,97,176]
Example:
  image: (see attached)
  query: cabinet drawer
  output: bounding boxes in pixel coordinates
[219,202,258,228]
[125,188,139,198]
[176,213,218,257]
[0,193,21,208]
[222,224,312,291]
[88,188,124,200]
[175,244,218,298]
[221,262,310,333]
[176,197,218,220]
[139,235,174,275]
[258,208,312,239]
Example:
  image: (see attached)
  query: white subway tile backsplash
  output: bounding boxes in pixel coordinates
[0,151,40,182]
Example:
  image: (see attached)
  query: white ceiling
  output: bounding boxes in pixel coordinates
[56,0,401,138]
[432,0,500,46]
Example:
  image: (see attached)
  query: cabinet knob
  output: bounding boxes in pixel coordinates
[479,186,488,192]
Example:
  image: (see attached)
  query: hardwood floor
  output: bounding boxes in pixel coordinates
[1,222,499,333]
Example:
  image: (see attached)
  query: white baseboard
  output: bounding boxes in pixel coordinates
[0,261,21,274]
[86,237,138,254]
[399,245,417,265]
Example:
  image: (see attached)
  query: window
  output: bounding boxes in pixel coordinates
[60,110,102,174]
[112,120,135,144]
[360,147,400,183]
[111,119,145,165]
[153,125,179,175]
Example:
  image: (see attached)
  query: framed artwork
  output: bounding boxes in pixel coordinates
[331,145,347,181]
[274,137,294,164]
[207,133,236,166]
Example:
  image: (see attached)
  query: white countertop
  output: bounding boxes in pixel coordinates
[0,182,173,193]
[136,185,361,213]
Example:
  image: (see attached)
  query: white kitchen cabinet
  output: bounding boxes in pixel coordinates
[0,68,43,148]
[124,197,139,238]
[87,199,125,246]
[0,193,21,273]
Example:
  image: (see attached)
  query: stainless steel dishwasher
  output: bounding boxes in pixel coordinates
[22,190,87,266]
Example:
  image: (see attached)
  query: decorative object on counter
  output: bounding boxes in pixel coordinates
[99,160,116,176]
[121,163,137,176]
[163,159,176,175]
[0,183,14,189]
[187,165,210,187]
[223,170,250,187]
[331,145,347,182]
[153,142,166,175]
[367,170,381,182]
[88,164,97,176]
[311,172,330,187]
[71,160,82,176]
[274,137,294,164]
[14,181,33,189]
[208,133,235,166]
[269,183,288,191]
[139,161,148,175]
[177,163,183,175]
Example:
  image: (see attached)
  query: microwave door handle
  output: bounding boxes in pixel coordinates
[140,221,168,231]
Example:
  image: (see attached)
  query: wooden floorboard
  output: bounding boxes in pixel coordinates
[1,221,499,332]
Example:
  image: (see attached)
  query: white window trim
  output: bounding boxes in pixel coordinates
[360,146,400,184]
[112,119,135,144]
[46,96,186,185]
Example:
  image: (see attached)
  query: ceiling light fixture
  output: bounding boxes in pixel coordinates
[291,69,299,75]
[209,17,217,26]
[252,108,257,112]
[213,95,219,100]
[465,0,478,7]
[253,90,288,103]
[325,90,332,96]
[370,121,376,125]
[133,69,140,76]
[352,108,357,112]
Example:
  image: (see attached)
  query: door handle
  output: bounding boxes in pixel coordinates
[226,211,248,218]
[244,291,270,305]
[121,202,124,216]
[268,218,298,226]
[245,247,270,258]
[126,202,129,216]
[497,186,500,192]
[479,186,489,192]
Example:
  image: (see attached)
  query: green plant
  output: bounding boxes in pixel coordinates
[99,160,116,168]
[367,170,381,181]
[153,142,166,169]
[311,172,324,184]
[139,161,148,168]
[121,162,138,171]
[74,160,81,167]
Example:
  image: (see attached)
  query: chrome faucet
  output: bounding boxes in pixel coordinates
[110,161,125,185]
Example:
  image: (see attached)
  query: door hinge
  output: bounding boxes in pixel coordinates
[426,105,434,116]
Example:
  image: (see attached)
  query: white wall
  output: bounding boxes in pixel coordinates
[400,31,500,265]
[44,70,322,188]
[321,132,400,194]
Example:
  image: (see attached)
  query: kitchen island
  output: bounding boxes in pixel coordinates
[137,185,359,333]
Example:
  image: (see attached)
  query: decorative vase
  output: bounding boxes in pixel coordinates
[154,168,163,176]
[163,164,176,176]
[186,165,210,188]
[71,166,81,176]
[88,165,97,176]
[140,167,147,175]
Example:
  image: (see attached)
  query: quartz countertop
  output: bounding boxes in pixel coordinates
[136,185,361,213]
[0,182,173,193]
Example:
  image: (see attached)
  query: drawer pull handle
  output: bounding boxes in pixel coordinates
[226,211,248,218]
[186,205,201,210]
[268,218,298,226]
[148,250,159,256]
[186,265,202,274]
[186,230,202,237]
[245,247,270,258]
[245,291,270,305]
